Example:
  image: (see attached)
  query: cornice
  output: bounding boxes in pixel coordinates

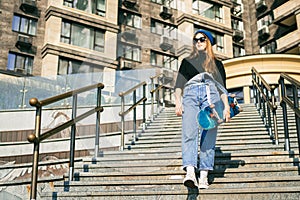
[177,13,233,35]
[45,6,119,33]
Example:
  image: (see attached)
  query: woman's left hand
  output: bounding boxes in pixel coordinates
[223,109,231,122]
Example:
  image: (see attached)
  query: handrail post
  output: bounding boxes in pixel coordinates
[94,87,102,157]
[69,94,78,182]
[271,85,279,145]
[150,78,155,121]
[142,84,146,132]
[132,90,137,144]
[156,85,160,115]
[292,84,300,153]
[266,89,272,135]
[279,77,290,151]
[261,86,267,125]
[29,105,42,200]
[251,69,257,105]
[120,95,125,151]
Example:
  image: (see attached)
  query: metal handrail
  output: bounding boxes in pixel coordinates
[119,81,147,151]
[27,83,104,200]
[150,73,165,121]
[251,67,279,144]
[278,73,300,152]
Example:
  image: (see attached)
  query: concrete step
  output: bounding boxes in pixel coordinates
[40,186,300,200]
[49,175,300,193]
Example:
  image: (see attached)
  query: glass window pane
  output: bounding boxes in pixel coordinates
[96,0,105,11]
[157,22,163,35]
[95,31,104,46]
[150,51,156,65]
[134,15,141,28]
[72,24,91,49]
[126,13,133,26]
[61,22,71,37]
[132,48,140,61]
[125,46,132,59]
[12,15,20,31]
[20,18,29,33]
[199,1,213,15]
[58,58,69,75]
[28,19,37,35]
[7,53,16,71]
[25,57,33,74]
[16,55,25,69]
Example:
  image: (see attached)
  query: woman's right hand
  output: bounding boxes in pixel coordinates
[174,88,183,116]
[175,103,183,116]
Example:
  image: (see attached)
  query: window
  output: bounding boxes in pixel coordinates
[61,21,105,52]
[151,0,163,4]
[63,0,106,17]
[12,14,37,35]
[7,52,33,74]
[212,32,224,53]
[260,41,276,54]
[121,12,142,29]
[257,14,273,30]
[151,0,177,8]
[150,51,178,71]
[151,19,177,39]
[58,57,103,74]
[119,44,141,62]
[192,0,223,23]
[233,46,245,57]
[232,19,244,31]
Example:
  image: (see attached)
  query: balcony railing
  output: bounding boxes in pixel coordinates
[160,6,172,20]
[159,36,173,51]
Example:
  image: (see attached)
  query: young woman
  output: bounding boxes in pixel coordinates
[174,30,230,189]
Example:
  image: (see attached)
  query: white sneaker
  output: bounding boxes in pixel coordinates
[198,177,209,189]
[183,172,198,188]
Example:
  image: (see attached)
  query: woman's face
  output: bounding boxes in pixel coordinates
[193,33,207,51]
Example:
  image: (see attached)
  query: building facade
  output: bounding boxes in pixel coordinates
[0,0,299,101]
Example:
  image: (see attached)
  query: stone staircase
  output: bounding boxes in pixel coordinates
[41,103,300,200]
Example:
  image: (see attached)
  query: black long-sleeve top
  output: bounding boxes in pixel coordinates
[175,52,226,90]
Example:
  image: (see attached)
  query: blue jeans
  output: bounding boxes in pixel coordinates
[181,79,221,171]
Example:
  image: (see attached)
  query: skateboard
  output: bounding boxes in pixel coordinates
[197,102,224,130]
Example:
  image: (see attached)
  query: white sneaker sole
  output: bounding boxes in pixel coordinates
[198,183,209,189]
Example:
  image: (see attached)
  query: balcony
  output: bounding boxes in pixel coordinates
[120,60,136,70]
[20,0,38,16]
[276,30,300,54]
[160,6,172,20]
[161,69,173,84]
[256,0,267,13]
[231,2,242,17]
[122,0,137,9]
[233,30,244,42]
[272,0,300,26]
[16,35,33,50]
[159,36,173,51]
[122,27,136,41]
[258,26,270,40]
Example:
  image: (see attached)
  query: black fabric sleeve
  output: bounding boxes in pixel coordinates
[174,58,188,90]
[215,60,227,89]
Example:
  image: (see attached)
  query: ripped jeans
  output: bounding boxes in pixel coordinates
[181,76,222,171]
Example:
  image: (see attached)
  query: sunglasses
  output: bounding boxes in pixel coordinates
[193,37,206,43]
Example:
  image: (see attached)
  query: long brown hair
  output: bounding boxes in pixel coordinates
[188,34,217,73]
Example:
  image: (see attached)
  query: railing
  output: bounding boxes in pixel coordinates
[278,73,300,152]
[251,68,279,144]
[119,81,147,151]
[27,83,104,200]
[150,74,165,121]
